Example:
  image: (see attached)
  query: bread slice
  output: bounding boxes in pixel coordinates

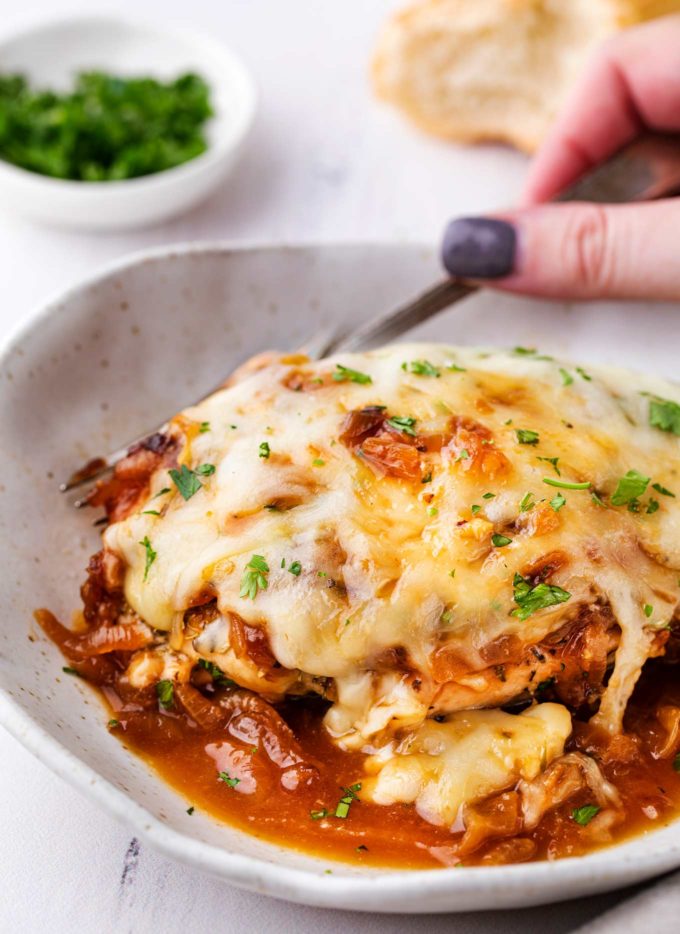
[372,0,680,152]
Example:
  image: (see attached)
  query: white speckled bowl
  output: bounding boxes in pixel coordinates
[1,243,679,912]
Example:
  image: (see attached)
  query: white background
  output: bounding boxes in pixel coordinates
[0,2,641,931]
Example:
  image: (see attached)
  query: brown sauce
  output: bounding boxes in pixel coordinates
[104,666,680,869]
[37,608,680,869]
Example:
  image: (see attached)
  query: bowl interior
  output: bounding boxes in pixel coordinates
[1,243,679,911]
[0,16,253,159]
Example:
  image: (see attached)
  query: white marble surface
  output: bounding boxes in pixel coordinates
[0,1,648,930]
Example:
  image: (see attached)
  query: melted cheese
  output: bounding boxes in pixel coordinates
[362,704,572,828]
[104,343,680,747]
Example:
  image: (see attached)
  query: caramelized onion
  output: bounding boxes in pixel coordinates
[219,690,320,789]
[175,683,228,731]
[516,503,561,537]
[360,435,422,481]
[228,613,282,672]
[86,432,178,522]
[656,705,680,759]
[521,550,569,584]
[339,406,387,446]
[445,416,510,480]
[519,752,621,831]
[35,609,151,660]
[460,791,522,857]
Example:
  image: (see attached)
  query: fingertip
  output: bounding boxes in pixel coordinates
[441,217,517,280]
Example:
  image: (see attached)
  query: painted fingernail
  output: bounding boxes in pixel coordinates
[441,218,517,279]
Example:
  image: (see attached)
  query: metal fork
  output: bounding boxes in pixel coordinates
[62,132,680,495]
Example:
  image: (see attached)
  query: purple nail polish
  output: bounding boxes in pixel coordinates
[441,218,516,279]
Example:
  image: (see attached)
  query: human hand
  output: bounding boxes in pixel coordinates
[441,15,680,301]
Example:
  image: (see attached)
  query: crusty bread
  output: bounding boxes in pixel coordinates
[372,0,680,151]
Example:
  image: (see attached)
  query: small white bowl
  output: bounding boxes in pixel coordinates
[0,16,257,230]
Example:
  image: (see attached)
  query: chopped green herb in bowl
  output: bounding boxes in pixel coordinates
[0,71,212,181]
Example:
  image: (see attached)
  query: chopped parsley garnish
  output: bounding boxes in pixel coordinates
[169,464,203,500]
[516,429,539,445]
[576,367,592,382]
[492,533,512,547]
[386,415,417,436]
[591,492,607,508]
[647,499,660,515]
[335,783,361,819]
[471,504,482,515]
[559,368,574,386]
[259,441,271,460]
[195,463,215,476]
[572,804,600,826]
[288,561,302,576]
[482,492,495,500]
[240,554,269,600]
[512,573,571,620]
[550,493,567,512]
[142,509,161,516]
[310,808,328,820]
[218,771,240,788]
[446,363,467,373]
[421,472,433,484]
[187,806,195,815]
[107,718,120,728]
[197,658,235,687]
[649,396,680,436]
[312,458,325,467]
[543,477,591,491]
[428,506,439,517]
[611,469,650,507]
[332,364,373,385]
[652,482,675,498]
[156,679,174,710]
[199,421,210,433]
[519,492,535,512]
[512,346,553,360]
[673,753,680,773]
[537,456,560,476]
[139,536,157,581]
[456,449,470,462]
[644,604,654,618]
[62,666,80,676]
[153,486,171,498]
[402,359,440,377]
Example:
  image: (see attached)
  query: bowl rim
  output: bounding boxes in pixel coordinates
[1,240,680,912]
[0,13,258,192]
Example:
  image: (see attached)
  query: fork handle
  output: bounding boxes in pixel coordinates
[331,132,680,355]
[554,132,680,203]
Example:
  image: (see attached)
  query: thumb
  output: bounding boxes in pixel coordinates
[441,201,680,301]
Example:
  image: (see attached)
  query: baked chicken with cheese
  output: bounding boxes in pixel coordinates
[40,343,680,865]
